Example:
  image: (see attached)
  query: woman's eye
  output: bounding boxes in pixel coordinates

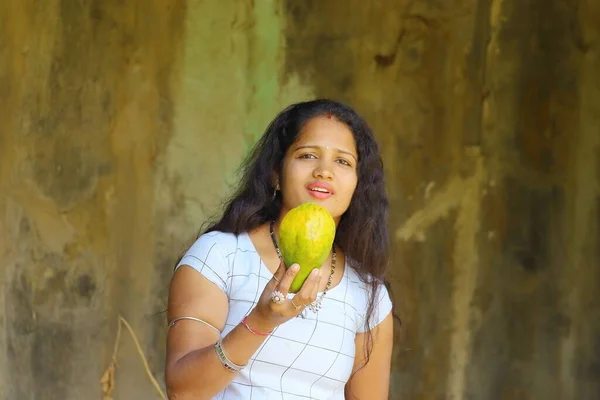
[336,158,351,166]
[299,153,317,159]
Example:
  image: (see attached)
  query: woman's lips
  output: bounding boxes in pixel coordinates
[306,182,334,199]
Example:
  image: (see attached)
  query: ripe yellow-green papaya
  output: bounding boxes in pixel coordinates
[278,203,336,293]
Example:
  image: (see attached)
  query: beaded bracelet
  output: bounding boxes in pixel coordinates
[214,339,245,373]
[241,316,273,336]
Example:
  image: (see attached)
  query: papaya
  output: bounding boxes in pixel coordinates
[277,203,336,293]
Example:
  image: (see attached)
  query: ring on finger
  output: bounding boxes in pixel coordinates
[291,297,304,310]
[270,290,285,304]
[273,276,280,283]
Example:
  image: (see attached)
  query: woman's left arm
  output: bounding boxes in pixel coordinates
[345,312,394,400]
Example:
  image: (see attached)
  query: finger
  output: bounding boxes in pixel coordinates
[290,296,304,311]
[269,259,287,287]
[294,268,321,305]
[309,270,321,301]
[278,263,300,296]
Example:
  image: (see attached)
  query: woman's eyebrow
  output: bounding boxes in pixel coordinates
[293,145,358,162]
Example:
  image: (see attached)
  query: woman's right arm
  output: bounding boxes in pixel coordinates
[165,261,321,400]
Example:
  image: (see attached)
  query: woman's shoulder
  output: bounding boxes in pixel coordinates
[175,230,256,290]
[343,265,393,332]
[177,230,249,264]
[344,264,386,292]
[344,265,390,306]
[195,230,239,248]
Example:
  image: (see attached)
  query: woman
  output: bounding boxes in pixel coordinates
[165,99,395,399]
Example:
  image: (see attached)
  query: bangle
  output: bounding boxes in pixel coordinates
[241,316,273,336]
[214,339,245,372]
[168,316,221,335]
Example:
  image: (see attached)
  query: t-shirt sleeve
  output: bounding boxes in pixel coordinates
[357,282,393,333]
[175,233,230,293]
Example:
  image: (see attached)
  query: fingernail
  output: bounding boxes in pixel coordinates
[291,264,300,272]
[312,269,320,277]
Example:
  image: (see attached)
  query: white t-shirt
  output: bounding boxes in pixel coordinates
[175,230,392,400]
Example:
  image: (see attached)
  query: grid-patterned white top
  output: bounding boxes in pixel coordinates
[175,231,392,400]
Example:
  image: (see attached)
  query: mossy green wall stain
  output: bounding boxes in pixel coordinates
[243,1,286,149]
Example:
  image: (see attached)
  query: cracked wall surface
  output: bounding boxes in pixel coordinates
[1,1,599,399]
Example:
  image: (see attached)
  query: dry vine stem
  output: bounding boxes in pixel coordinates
[100,315,167,400]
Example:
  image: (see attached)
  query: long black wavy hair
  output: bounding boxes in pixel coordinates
[201,98,397,368]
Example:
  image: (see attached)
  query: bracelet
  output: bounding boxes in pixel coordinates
[168,316,221,335]
[241,316,273,336]
[214,339,245,373]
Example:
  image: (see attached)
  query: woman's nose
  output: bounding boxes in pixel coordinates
[313,160,333,180]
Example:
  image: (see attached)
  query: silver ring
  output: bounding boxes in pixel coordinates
[270,290,285,304]
[291,297,304,310]
[273,276,280,283]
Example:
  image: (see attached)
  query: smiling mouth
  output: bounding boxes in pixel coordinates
[307,185,334,199]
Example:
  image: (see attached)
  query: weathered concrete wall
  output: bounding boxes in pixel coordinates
[284,1,600,399]
[1,1,599,399]
[0,1,187,399]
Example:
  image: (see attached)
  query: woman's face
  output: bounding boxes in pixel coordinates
[277,116,359,224]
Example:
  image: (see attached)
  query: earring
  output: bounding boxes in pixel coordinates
[272,182,280,200]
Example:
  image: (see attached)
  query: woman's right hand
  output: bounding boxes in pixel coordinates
[246,260,322,333]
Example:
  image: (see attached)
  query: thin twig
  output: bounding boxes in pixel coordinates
[100,315,167,400]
